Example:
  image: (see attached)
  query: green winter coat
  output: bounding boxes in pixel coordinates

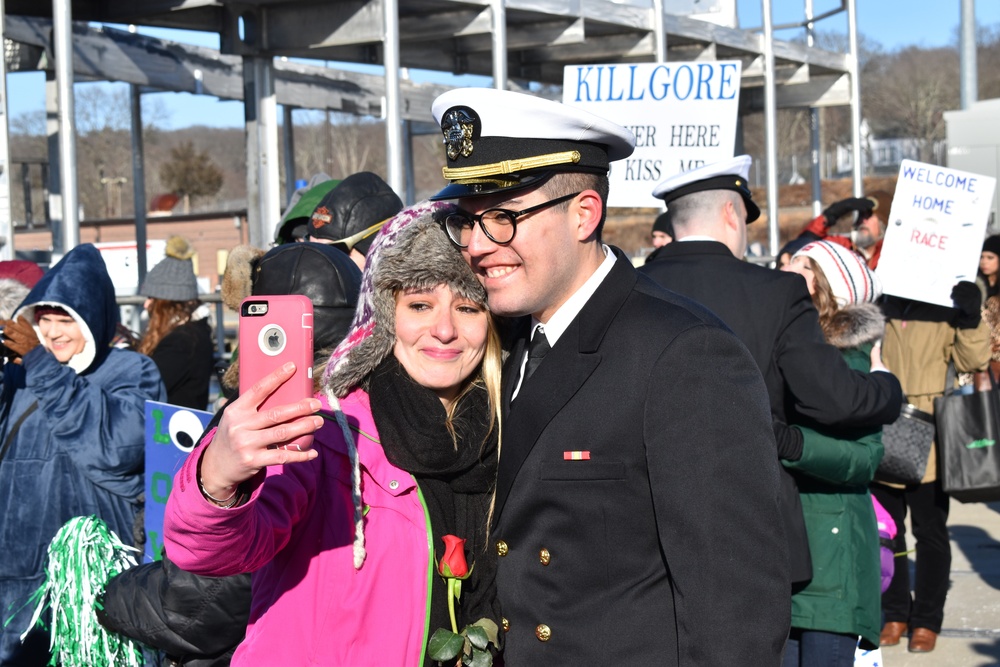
[783,303,885,646]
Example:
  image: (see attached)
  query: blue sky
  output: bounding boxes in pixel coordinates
[6,0,1000,130]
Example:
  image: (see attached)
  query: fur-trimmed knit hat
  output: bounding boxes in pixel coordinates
[141,236,199,301]
[794,240,882,306]
[320,199,486,568]
[322,199,486,398]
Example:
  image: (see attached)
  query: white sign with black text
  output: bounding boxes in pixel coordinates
[562,61,743,208]
[877,159,997,307]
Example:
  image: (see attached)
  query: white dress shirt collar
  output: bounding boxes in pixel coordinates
[532,244,617,347]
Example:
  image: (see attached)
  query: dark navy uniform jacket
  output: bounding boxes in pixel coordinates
[493,249,790,665]
[641,240,903,585]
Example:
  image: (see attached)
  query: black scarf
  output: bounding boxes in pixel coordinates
[367,356,501,652]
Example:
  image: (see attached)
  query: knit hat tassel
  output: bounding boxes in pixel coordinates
[327,393,367,570]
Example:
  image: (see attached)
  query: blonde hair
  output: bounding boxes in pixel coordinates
[435,309,503,450]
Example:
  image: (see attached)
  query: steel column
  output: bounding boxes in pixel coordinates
[806,0,822,216]
[761,0,780,258]
[847,0,863,195]
[652,0,667,62]
[0,0,13,260]
[130,84,148,288]
[243,56,281,248]
[383,0,404,197]
[282,104,296,206]
[53,0,79,253]
[491,0,507,88]
[960,0,977,110]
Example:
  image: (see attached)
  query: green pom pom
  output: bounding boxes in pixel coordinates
[19,516,144,667]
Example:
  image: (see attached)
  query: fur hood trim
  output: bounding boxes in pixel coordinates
[221,245,265,311]
[825,302,885,350]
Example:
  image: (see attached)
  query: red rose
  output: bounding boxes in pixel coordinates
[439,535,469,578]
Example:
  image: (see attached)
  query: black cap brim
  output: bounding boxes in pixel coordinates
[429,171,554,201]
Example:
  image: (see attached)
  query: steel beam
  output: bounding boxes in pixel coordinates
[53,0,78,254]
[0,0,12,259]
[130,84,148,286]
[243,55,280,248]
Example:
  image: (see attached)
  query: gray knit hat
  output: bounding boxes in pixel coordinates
[141,236,199,301]
[319,199,486,570]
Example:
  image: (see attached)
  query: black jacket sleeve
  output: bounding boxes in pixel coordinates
[775,279,902,427]
[97,554,251,663]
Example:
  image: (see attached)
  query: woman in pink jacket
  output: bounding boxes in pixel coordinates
[164,201,503,666]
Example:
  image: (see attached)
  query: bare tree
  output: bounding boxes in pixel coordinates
[862,46,959,163]
[160,141,225,213]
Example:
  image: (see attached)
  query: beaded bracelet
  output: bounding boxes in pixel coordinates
[199,477,240,509]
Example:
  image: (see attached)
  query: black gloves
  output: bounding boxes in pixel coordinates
[772,419,804,462]
[951,281,983,329]
[822,197,876,227]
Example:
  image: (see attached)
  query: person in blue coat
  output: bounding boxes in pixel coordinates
[0,244,165,666]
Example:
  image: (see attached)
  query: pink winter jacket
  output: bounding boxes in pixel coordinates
[164,389,433,666]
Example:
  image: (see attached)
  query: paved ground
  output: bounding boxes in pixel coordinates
[875,499,1000,666]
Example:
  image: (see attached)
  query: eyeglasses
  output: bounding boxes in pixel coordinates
[442,192,582,248]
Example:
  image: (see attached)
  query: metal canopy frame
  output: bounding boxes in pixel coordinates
[2,0,863,259]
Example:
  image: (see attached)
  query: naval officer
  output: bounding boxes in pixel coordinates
[430,88,791,665]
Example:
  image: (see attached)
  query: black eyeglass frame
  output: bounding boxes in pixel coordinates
[443,191,583,248]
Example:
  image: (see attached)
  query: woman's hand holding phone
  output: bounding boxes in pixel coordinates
[199,362,323,500]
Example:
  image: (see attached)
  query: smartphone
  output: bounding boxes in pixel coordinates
[239,295,315,430]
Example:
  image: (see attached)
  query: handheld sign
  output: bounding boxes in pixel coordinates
[563,61,742,208]
[144,401,214,562]
[876,160,996,308]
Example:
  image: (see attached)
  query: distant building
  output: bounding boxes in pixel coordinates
[946,98,1000,232]
[835,120,945,176]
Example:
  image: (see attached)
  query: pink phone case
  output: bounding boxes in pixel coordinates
[239,294,314,416]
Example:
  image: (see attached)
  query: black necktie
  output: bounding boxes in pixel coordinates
[522,327,551,384]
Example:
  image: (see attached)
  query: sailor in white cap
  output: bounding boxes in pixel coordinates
[430,88,790,665]
[640,155,904,653]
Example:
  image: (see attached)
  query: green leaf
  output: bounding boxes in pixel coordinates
[428,629,465,661]
[465,625,489,651]
[469,648,493,667]
[470,618,499,647]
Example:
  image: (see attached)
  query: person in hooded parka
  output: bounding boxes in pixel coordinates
[0,244,166,666]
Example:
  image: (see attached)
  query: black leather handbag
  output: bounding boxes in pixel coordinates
[876,403,935,485]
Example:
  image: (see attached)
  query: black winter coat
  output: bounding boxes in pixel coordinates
[149,318,215,410]
[97,554,250,667]
[640,240,903,583]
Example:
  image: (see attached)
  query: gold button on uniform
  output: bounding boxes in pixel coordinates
[535,624,551,642]
[502,617,510,632]
[539,548,551,565]
[496,540,509,557]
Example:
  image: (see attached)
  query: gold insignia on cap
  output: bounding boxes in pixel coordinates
[735,179,742,187]
[442,150,582,181]
[442,108,476,161]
